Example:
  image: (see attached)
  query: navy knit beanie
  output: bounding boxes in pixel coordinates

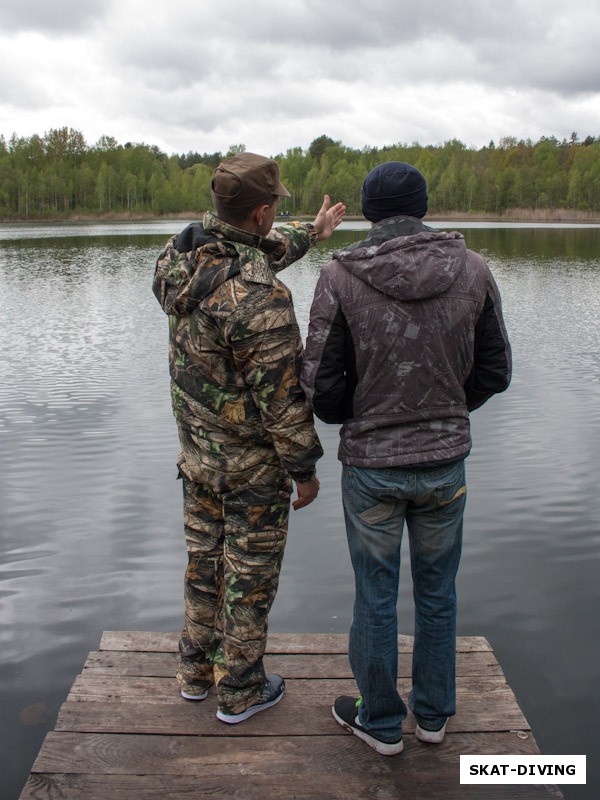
[361,162,428,221]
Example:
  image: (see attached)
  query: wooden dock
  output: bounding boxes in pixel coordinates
[20,632,564,799]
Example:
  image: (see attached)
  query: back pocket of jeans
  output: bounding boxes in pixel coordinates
[358,500,396,525]
[434,483,467,519]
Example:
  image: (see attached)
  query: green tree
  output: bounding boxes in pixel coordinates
[1,128,600,219]
[308,135,338,164]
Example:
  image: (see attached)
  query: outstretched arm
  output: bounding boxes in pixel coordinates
[266,195,345,274]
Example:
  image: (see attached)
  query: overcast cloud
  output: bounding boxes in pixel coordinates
[2,0,600,155]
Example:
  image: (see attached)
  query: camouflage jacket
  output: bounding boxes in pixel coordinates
[153,211,323,490]
[301,216,512,468]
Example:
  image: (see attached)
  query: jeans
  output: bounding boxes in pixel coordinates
[342,460,466,742]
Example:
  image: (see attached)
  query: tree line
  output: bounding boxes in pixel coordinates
[1,128,600,219]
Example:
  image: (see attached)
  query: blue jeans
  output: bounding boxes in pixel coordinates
[342,460,466,742]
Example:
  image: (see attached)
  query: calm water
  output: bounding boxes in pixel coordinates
[1,219,599,799]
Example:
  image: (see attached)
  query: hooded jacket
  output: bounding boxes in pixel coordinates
[301,216,512,468]
[153,211,323,490]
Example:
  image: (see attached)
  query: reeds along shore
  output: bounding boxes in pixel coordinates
[2,208,600,225]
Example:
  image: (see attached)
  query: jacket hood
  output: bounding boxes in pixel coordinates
[153,211,281,316]
[333,216,467,301]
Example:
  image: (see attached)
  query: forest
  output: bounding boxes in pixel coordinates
[1,128,600,220]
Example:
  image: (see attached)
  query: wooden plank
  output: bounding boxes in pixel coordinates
[20,771,564,800]
[32,730,546,775]
[99,631,492,654]
[265,633,492,654]
[84,650,177,675]
[55,687,528,736]
[83,649,503,678]
[68,674,516,704]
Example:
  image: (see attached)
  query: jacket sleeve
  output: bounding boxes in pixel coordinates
[265,222,319,274]
[301,263,357,424]
[464,267,512,411]
[226,283,323,478]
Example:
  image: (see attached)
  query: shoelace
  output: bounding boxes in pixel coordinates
[354,696,364,728]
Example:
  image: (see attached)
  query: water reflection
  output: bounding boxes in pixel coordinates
[1,221,600,799]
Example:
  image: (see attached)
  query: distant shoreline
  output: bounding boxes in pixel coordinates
[1,208,600,224]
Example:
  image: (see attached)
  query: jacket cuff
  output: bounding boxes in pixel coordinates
[288,468,317,483]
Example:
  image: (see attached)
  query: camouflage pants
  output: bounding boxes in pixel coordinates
[177,471,291,715]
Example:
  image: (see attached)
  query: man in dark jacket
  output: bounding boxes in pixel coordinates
[153,152,344,725]
[301,162,511,754]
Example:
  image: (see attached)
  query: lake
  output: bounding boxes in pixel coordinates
[1,219,599,799]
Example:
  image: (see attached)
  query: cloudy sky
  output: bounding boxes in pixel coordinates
[2,0,600,156]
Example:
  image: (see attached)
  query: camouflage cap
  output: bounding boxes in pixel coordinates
[211,152,291,211]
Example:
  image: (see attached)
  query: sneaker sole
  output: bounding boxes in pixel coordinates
[180,689,209,701]
[331,705,404,756]
[415,723,447,744]
[216,686,285,724]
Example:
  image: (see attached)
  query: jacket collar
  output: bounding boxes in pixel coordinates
[203,211,282,256]
[336,215,437,257]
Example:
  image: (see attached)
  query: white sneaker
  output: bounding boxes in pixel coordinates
[180,688,209,701]
[216,675,285,724]
[415,720,447,743]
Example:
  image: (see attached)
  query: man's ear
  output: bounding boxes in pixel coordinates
[252,203,270,229]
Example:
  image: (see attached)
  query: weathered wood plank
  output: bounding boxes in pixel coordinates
[19,771,564,800]
[99,630,492,654]
[55,690,528,736]
[31,730,544,775]
[84,650,177,675]
[265,633,492,654]
[84,649,503,678]
[68,674,516,704]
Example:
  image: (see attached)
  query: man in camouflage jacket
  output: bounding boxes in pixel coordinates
[153,152,344,724]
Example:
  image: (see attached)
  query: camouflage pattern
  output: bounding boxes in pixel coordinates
[177,472,290,713]
[153,211,323,713]
[153,211,323,489]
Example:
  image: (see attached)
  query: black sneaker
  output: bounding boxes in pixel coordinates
[332,696,404,756]
[216,675,285,724]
